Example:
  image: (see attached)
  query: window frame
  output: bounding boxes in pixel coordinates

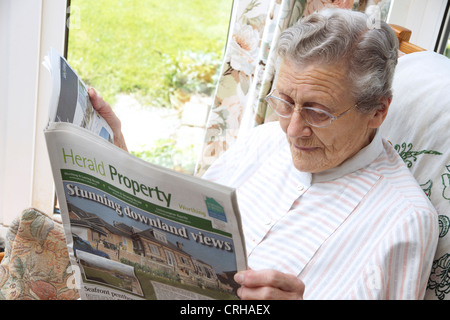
[387,0,448,51]
[0,0,67,231]
[435,1,450,55]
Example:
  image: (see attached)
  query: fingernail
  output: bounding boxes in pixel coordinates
[236,287,242,298]
[234,272,244,284]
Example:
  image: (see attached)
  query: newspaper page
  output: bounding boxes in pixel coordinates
[45,122,247,300]
[43,48,113,142]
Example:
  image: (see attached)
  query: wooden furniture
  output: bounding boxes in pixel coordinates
[390,24,426,54]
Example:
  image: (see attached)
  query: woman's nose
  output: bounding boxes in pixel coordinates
[287,109,313,138]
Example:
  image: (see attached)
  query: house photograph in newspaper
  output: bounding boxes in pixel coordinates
[62,175,241,300]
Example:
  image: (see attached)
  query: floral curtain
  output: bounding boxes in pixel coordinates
[195,0,392,176]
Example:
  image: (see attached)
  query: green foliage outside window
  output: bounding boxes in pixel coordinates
[68,0,232,106]
[68,0,232,172]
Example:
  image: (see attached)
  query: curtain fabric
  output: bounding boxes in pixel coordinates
[195,0,391,176]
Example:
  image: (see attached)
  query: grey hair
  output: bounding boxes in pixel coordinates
[276,8,399,113]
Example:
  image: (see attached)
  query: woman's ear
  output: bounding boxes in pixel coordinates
[368,97,391,129]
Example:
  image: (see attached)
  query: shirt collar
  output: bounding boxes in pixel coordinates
[312,130,383,183]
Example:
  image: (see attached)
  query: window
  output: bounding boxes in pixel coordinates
[165,250,176,267]
[67,0,233,174]
[149,244,160,256]
[132,239,144,255]
[153,229,167,244]
[180,255,191,266]
[387,0,448,52]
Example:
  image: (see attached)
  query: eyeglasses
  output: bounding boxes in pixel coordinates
[265,89,357,128]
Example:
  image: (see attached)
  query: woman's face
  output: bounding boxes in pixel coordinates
[276,60,386,173]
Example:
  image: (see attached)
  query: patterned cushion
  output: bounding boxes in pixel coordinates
[380,51,450,300]
[0,208,79,300]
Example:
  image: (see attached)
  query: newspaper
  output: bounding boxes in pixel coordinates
[43,48,114,142]
[44,50,247,300]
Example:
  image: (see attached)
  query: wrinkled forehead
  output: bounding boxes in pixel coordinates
[275,56,350,84]
[276,59,350,89]
[274,59,354,107]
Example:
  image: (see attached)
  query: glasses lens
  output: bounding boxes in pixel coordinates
[303,108,332,127]
[266,93,334,127]
[266,96,292,117]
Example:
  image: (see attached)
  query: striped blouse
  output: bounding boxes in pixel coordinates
[203,121,439,299]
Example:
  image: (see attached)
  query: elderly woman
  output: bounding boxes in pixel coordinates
[90,8,438,300]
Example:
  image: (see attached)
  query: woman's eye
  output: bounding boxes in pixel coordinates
[279,101,293,112]
[304,102,330,112]
[308,109,329,120]
[279,94,294,104]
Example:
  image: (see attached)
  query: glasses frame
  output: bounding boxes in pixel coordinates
[265,90,358,128]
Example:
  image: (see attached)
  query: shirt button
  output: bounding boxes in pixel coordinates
[296,185,305,193]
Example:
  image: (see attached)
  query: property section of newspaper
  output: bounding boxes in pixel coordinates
[43,48,113,141]
[45,122,247,300]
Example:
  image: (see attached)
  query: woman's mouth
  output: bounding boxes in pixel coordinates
[293,144,318,152]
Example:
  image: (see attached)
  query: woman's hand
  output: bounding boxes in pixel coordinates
[234,269,305,300]
[88,88,128,152]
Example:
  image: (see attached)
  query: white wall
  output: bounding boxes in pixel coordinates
[388,0,448,51]
[0,0,67,231]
